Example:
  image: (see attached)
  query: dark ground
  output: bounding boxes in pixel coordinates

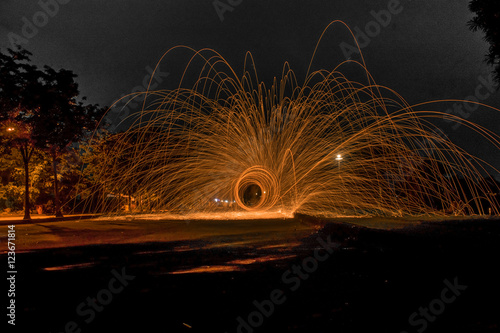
[3,215,500,333]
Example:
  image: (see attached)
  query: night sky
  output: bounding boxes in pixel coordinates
[1,0,499,172]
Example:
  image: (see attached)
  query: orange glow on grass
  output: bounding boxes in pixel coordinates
[167,265,240,274]
[42,263,95,271]
[227,254,297,265]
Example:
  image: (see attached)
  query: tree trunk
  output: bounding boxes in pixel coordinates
[51,152,63,217]
[128,190,132,212]
[21,147,31,221]
[101,181,106,213]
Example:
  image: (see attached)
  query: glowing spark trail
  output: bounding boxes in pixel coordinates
[88,21,500,218]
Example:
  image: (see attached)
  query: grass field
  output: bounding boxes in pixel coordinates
[2,214,499,332]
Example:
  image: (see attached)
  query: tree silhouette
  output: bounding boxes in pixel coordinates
[0,48,44,220]
[0,47,106,219]
[34,66,106,217]
[468,0,500,88]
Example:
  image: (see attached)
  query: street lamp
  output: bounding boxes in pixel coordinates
[335,153,345,214]
[335,154,343,168]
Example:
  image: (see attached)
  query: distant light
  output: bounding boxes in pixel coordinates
[7,127,15,132]
[225,200,228,203]
[335,154,343,161]
[214,199,218,202]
